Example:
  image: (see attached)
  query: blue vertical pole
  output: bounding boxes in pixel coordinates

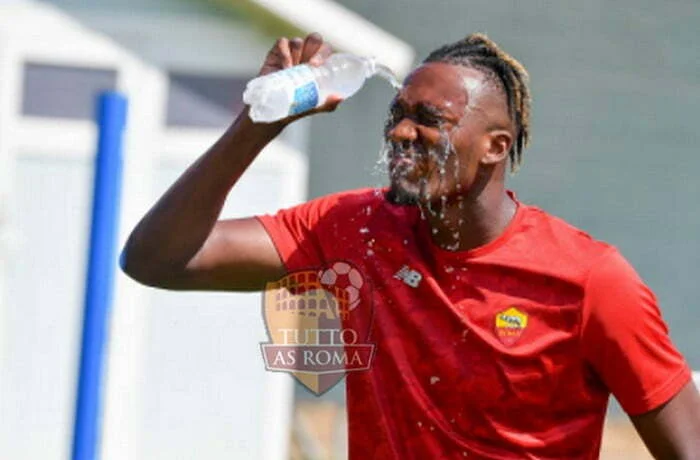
[72,92,128,460]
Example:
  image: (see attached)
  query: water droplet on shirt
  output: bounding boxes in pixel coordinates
[366,249,375,256]
[359,227,370,234]
[444,266,454,273]
[430,376,440,385]
[403,239,408,245]
[429,426,435,431]
[365,206,372,216]
[417,421,423,428]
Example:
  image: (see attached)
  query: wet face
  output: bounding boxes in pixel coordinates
[384,62,512,205]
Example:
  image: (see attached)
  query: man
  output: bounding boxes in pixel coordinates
[121,33,700,458]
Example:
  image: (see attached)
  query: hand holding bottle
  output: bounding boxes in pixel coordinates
[249,33,344,125]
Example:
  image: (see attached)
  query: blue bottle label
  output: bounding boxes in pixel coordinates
[289,81,319,115]
[283,66,319,116]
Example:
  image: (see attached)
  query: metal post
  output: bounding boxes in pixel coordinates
[72,92,128,460]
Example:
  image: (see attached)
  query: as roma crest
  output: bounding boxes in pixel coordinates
[495,306,528,346]
[260,262,375,395]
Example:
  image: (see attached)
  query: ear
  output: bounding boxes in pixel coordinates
[480,130,513,165]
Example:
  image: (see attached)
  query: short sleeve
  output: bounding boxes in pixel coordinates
[256,194,338,272]
[581,248,691,416]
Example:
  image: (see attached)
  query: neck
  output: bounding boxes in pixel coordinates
[421,176,517,252]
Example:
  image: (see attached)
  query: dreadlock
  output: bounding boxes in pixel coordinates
[424,33,531,173]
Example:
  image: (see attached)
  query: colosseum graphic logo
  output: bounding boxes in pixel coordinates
[260,261,375,395]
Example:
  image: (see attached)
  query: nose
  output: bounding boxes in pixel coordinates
[387,118,418,145]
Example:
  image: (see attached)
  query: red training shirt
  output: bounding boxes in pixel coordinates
[257,188,691,459]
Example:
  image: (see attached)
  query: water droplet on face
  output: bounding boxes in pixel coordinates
[431,228,438,235]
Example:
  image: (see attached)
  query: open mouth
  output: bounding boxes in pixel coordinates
[387,141,426,172]
[389,155,424,180]
[389,156,417,170]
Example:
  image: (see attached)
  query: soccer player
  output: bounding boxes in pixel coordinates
[121,33,700,458]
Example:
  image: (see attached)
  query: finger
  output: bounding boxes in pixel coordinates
[301,32,324,63]
[283,95,344,124]
[315,94,344,113]
[309,43,333,67]
[289,37,304,65]
[272,37,293,68]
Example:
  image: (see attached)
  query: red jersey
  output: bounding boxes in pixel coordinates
[258,188,691,459]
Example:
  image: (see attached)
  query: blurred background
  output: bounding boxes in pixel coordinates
[0,0,698,459]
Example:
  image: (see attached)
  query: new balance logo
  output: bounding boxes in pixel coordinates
[394,265,422,288]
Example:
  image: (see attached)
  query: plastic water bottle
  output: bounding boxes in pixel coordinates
[243,53,399,123]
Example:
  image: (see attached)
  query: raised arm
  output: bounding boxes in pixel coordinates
[120,33,340,291]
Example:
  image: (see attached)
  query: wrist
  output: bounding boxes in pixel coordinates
[237,106,287,138]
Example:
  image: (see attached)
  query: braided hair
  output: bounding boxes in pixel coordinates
[424,33,531,172]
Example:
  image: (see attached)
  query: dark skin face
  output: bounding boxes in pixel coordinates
[385,62,514,204]
[385,62,517,251]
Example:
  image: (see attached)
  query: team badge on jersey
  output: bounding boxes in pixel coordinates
[260,261,375,395]
[495,306,528,345]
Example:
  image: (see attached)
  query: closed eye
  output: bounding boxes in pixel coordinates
[386,100,449,129]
